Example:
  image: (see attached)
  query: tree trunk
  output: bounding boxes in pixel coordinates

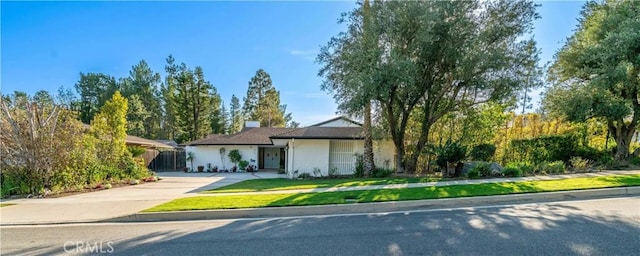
[609,121,635,161]
[363,101,375,176]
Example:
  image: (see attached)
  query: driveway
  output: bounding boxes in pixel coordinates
[0,172,285,225]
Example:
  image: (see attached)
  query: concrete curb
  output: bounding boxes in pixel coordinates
[108,186,640,223]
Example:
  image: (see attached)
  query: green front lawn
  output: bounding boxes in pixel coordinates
[145,174,640,212]
[204,176,444,193]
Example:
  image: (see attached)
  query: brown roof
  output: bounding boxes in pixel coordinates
[186,126,364,145]
[186,128,297,146]
[310,116,362,127]
[126,135,175,149]
[270,127,364,140]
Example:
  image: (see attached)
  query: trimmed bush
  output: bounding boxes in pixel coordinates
[502,167,523,177]
[510,135,577,163]
[471,162,492,177]
[470,144,497,161]
[239,160,249,170]
[371,168,394,178]
[467,169,480,179]
[506,161,534,176]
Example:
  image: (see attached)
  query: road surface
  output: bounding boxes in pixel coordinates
[1,197,638,256]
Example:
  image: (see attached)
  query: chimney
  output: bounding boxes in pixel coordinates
[245,121,260,128]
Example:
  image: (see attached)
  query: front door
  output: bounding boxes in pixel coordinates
[264,148,280,169]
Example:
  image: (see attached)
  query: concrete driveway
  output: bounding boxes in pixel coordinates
[0,172,285,225]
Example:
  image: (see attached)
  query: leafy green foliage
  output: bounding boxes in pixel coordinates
[228,150,242,166]
[354,154,365,178]
[128,146,146,158]
[546,0,639,160]
[471,162,492,177]
[318,0,540,172]
[243,69,290,127]
[239,160,249,171]
[535,161,566,175]
[569,157,592,173]
[502,166,523,177]
[433,140,467,169]
[470,144,497,162]
[466,169,480,179]
[510,135,577,163]
[370,168,394,178]
[75,73,118,124]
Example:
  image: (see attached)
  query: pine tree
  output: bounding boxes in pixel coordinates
[75,73,118,124]
[120,60,162,139]
[175,65,214,143]
[242,69,289,127]
[230,94,243,133]
[126,94,150,137]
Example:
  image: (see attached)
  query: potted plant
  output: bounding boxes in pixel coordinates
[197,165,204,172]
[186,152,195,172]
[183,167,189,172]
[228,149,242,172]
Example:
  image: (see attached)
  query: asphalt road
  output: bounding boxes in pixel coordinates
[1,197,639,256]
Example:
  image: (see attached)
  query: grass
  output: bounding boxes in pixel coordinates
[145,174,640,212]
[0,203,16,207]
[203,176,445,193]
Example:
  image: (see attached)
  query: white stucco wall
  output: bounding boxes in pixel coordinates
[185,145,258,171]
[352,140,396,170]
[287,139,330,177]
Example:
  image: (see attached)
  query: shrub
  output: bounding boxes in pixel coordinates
[371,168,394,178]
[630,156,640,166]
[471,162,492,177]
[312,168,323,178]
[467,169,480,179]
[569,157,592,173]
[502,166,522,177]
[228,150,242,167]
[536,161,565,175]
[506,161,535,176]
[238,160,249,170]
[433,139,467,170]
[297,172,313,179]
[470,144,497,161]
[510,135,577,163]
[354,154,365,178]
[329,167,339,178]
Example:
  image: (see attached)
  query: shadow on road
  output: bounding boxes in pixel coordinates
[4,198,638,256]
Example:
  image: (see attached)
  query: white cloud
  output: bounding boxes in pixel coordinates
[289,49,319,61]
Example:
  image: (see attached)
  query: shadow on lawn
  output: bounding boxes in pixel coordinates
[5,198,638,256]
[258,181,545,208]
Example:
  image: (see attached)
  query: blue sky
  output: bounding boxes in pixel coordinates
[1,1,585,126]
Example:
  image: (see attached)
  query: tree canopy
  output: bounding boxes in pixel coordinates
[318,0,541,172]
[545,0,639,160]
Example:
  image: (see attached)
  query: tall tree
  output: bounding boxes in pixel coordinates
[209,91,224,134]
[243,69,289,127]
[218,101,229,134]
[546,0,639,161]
[74,73,118,124]
[120,60,162,138]
[175,65,214,143]
[229,94,243,133]
[126,94,150,137]
[161,55,182,140]
[319,0,540,172]
[91,91,129,166]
